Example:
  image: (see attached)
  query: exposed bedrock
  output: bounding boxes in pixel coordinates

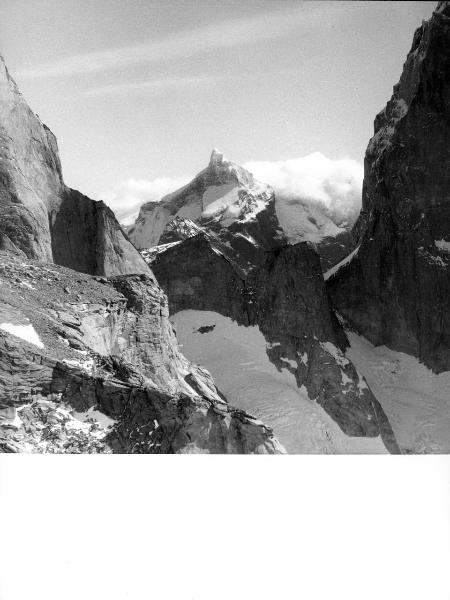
[151,235,400,453]
[328,2,450,373]
[0,251,283,454]
[0,56,146,276]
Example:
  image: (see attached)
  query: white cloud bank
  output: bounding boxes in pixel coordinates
[244,152,363,228]
[103,153,363,235]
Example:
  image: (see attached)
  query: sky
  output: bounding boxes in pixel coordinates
[1,0,436,223]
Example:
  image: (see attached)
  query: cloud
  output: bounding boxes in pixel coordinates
[244,152,363,229]
[84,75,215,97]
[16,3,352,80]
[101,176,190,227]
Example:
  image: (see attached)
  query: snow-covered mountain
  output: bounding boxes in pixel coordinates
[129,149,279,249]
[126,147,403,453]
[129,148,356,271]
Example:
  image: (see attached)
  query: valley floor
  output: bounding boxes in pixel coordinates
[171,310,387,454]
[346,332,450,454]
[172,310,450,454]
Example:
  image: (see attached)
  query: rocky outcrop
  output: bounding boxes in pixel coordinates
[150,234,400,453]
[0,55,147,276]
[328,1,450,373]
[0,250,284,453]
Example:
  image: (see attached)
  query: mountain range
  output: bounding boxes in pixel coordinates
[0,1,449,454]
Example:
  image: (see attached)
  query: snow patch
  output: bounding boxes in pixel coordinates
[435,239,450,253]
[0,412,23,429]
[0,322,44,349]
[341,370,353,387]
[298,352,308,366]
[202,184,240,219]
[417,247,448,267]
[20,281,36,290]
[74,407,116,428]
[240,196,271,223]
[201,182,271,227]
[65,419,91,433]
[266,342,281,349]
[235,232,259,246]
[141,241,182,263]
[62,357,95,375]
[324,245,360,280]
[280,357,297,369]
[320,341,349,367]
[357,373,369,393]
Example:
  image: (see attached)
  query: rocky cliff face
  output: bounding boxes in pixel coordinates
[0,250,284,453]
[149,232,399,453]
[0,56,285,454]
[0,56,147,276]
[328,1,450,373]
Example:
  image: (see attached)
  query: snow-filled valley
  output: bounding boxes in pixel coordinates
[346,332,450,454]
[171,311,450,454]
[171,310,387,454]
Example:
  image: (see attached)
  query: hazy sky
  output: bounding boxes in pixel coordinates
[1,1,435,214]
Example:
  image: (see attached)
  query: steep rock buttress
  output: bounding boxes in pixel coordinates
[0,56,147,276]
[328,1,450,373]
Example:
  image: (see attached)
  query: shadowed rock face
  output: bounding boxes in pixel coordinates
[50,189,148,276]
[328,2,450,373]
[0,56,147,276]
[151,234,400,453]
[316,231,354,272]
[0,251,284,454]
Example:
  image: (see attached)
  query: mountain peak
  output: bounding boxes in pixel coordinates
[209,148,225,165]
[0,53,19,96]
[206,148,255,188]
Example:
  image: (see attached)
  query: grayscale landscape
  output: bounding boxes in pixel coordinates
[1,0,449,455]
